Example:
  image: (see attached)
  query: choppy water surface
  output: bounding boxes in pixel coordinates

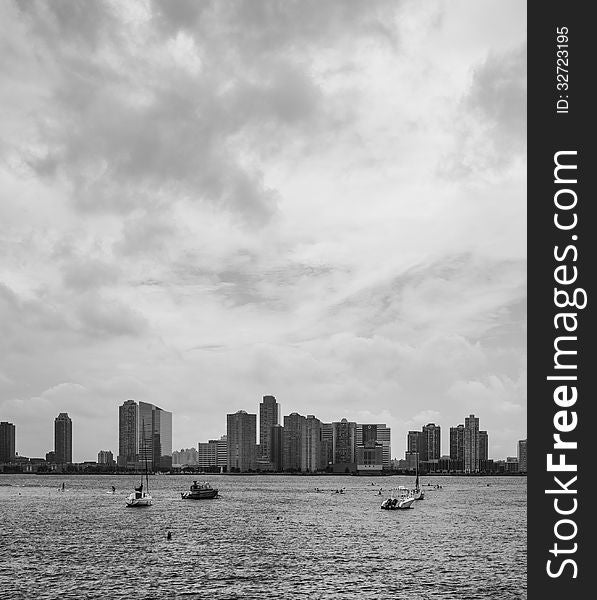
[0,474,526,599]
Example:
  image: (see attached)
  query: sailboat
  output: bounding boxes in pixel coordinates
[413,454,425,500]
[126,420,153,507]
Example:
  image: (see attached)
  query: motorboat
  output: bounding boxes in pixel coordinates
[181,480,219,500]
[381,495,415,510]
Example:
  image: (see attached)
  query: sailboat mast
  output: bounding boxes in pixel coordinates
[143,418,149,491]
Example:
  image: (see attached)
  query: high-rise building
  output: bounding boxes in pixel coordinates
[302,415,322,473]
[118,399,138,467]
[464,414,480,473]
[357,424,391,469]
[0,422,16,463]
[321,422,333,468]
[98,450,114,465]
[227,410,257,472]
[197,442,218,469]
[449,424,465,471]
[518,439,527,473]
[216,435,228,471]
[283,412,305,471]
[422,423,441,461]
[259,395,279,462]
[270,425,284,471]
[479,431,488,462]
[138,401,173,471]
[332,419,357,465]
[407,430,426,459]
[54,413,72,464]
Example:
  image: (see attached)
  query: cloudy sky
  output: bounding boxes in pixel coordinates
[0,0,526,462]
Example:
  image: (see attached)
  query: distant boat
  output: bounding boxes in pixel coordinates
[126,420,152,507]
[181,480,218,500]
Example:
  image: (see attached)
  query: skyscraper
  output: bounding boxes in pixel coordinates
[449,424,465,471]
[259,395,279,463]
[270,425,284,471]
[357,424,391,468]
[138,401,172,471]
[302,415,322,473]
[332,418,357,465]
[422,423,441,461]
[227,410,257,472]
[0,421,16,463]
[407,430,425,459]
[283,412,305,471]
[479,430,488,463]
[54,413,72,464]
[518,439,527,473]
[464,414,480,473]
[118,399,138,467]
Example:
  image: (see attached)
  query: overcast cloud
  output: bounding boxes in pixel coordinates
[0,0,526,461]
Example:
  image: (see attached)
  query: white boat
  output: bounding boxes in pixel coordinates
[381,486,415,510]
[126,420,152,508]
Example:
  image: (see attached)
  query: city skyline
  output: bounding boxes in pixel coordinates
[2,399,521,464]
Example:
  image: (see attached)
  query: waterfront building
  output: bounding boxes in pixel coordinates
[196,442,217,469]
[54,413,72,464]
[270,424,284,471]
[97,450,114,465]
[320,422,333,468]
[405,451,419,471]
[357,424,391,469]
[216,435,228,471]
[332,418,357,466]
[0,421,16,463]
[259,395,279,463]
[118,399,138,467]
[479,430,489,463]
[136,401,173,471]
[283,412,305,471]
[227,410,257,472]
[518,439,527,473]
[506,456,519,473]
[449,424,465,471]
[464,414,480,473]
[422,423,441,461]
[302,415,322,472]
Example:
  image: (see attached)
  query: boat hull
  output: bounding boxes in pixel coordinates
[181,489,218,500]
[126,493,152,507]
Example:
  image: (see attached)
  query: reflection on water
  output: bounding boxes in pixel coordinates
[0,474,526,599]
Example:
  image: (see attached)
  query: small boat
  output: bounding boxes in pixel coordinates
[381,495,415,510]
[381,486,415,510]
[126,420,152,508]
[181,480,218,500]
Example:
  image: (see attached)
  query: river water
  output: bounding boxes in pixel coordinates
[0,474,526,599]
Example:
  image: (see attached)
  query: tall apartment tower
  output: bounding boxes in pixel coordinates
[407,430,425,459]
[518,439,527,473]
[118,399,138,467]
[138,401,173,471]
[422,423,441,461]
[464,414,480,473]
[0,421,16,463]
[270,425,284,471]
[227,410,257,472]
[54,413,72,464]
[449,424,465,470]
[302,415,322,473]
[332,418,357,465]
[283,412,305,471]
[479,430,489,463]
[259,395,279,462]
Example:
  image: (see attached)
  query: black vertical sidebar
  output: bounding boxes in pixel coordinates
[528,2,595,597]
